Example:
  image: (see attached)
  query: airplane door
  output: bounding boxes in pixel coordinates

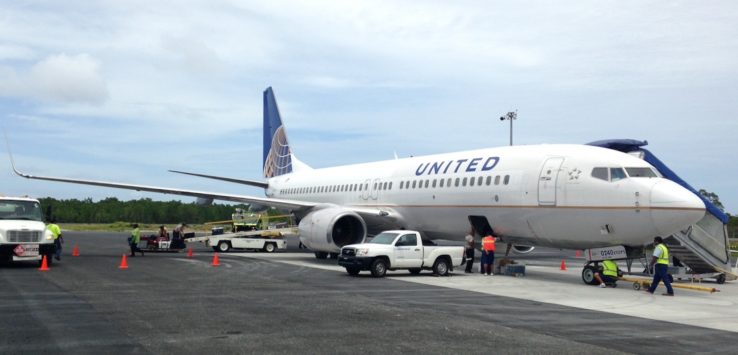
[370,178,380,200]
[538,157,564,206]
[361,179,371,200]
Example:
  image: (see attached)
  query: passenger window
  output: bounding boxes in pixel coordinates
[432,179,437,188]
[478,176,483,186]
[610,168,626,182]
[388,182,392,190]
[400,181,404,189]
[447,178,452,187]
[383,182,388,190]
[486,176,491,185]
[470,177,475,186]
[440,179,445,187]
[462,177,468,186]
[455,178,460,187]
[412,180,417,189]
[504,175,510,185]
[494,176,500,185]
[424,180,429,188]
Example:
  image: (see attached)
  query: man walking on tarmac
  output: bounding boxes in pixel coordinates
[47,219,63,261]
[464,228,475,273]
[129,223,144,257]
[480,233,496,275]
[647,236,674,296]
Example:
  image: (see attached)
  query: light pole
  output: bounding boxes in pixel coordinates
[499,110,517,146]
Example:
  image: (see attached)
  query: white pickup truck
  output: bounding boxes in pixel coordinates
[337,230,464,277]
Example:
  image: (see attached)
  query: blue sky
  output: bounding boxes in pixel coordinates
[1,1,737,214]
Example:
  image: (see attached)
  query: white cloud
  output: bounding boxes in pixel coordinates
[0,53,108,104]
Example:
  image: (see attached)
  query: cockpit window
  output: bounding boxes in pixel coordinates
[591,167,609,181]
[610,168,626,182]
[625,167,657,178]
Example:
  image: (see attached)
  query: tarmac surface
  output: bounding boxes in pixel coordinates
[1,231,737,354]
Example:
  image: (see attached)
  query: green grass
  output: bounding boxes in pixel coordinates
[61,222,210,232]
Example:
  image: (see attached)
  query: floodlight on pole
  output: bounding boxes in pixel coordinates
[499,110,517,146]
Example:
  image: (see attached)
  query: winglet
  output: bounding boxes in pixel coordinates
[3,130,28,178]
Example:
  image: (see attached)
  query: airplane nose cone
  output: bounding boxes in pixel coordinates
[650,180,705,236]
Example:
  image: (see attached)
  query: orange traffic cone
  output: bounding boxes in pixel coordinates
[560,259,567,271]
[187,248,193,258]
[39,255,50,271]
[211,253,220,267]
[72,245,80,257]
[575,250,582,257]
[119,254,129,269]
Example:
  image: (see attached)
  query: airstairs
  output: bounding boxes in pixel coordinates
[588,139,736,282]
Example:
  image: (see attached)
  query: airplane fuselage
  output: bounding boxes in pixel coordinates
[267,144,705,249]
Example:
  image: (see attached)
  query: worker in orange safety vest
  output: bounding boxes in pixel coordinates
[480,234,496,275]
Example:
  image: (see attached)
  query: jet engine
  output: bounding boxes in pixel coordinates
[298,207,367,257]
[512,245,535,254]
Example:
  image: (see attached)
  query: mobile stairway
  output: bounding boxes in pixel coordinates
[588,139,735,283]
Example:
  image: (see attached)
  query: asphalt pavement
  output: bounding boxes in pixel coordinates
[1,231,735,354]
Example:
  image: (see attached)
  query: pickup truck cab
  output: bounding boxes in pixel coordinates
[338,230,464,277]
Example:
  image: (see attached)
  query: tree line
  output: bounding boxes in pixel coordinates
[39,197,248,224]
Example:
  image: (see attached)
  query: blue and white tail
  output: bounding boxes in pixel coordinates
[263,87,311,178]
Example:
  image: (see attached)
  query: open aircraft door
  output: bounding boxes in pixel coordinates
[538,157,564,206]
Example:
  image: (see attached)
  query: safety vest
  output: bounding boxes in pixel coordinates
[47,224,61,240]
[602,260,618,277]
[482,236,496,252]
[131,228,141,244]
[656,244,669,265]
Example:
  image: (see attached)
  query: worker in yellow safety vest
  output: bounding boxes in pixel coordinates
[647,236,674,296]
[480,234,496,275]
[129,223,144,257]
[593,259,621,288]
[46,219,63,261]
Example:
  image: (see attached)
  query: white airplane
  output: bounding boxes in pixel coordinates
[10,87,706,274]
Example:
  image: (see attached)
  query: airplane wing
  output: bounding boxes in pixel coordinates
[10,162,315,211]
[168,170,269,189]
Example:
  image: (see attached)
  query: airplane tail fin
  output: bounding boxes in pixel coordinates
[263,87,296,178]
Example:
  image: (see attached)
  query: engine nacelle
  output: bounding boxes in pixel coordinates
[298,207,367,253]
[512,245,535,254]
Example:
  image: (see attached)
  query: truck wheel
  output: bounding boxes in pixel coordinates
[217,241,231,252]
[264,243,276,253]
[314,251,328,259]
[433,258,449,276]
[346,267,360,276]
[409,268,422,275]
[370,259,387,278]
